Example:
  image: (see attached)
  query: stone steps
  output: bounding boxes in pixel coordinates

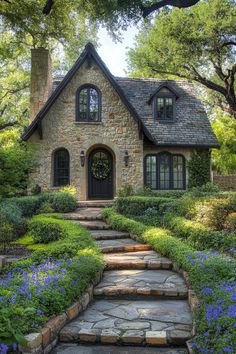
[52,344,188,354]
[59,299,192,346]
[55,207,192,353]
[63,208,104,221]
[79,200,114,208]
[91,230,130,241]
[105,251,173,270]
[73,220,112,230]
[94,269,188,299]
[96,239,151,253]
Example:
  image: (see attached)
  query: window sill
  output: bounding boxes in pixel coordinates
[75,122,103,125]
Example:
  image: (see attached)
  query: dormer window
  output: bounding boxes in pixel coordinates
[76,85,101,122]
[148,83,179,122]
[157,96,174,120]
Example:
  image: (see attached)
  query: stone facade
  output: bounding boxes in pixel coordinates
[28,59,143,200]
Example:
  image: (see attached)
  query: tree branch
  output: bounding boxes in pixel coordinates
[222,41,236,48]
[142,0,200,17]
[0,121,18,131]
[43,0,54,15]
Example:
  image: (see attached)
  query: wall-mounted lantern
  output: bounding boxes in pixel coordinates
[124,150,129,167]
[80,150,85,167]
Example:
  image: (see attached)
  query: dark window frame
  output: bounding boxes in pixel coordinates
[144,152,186,190]
[153,92,176,122]
[76,84,101,122]
[53,148,70,187]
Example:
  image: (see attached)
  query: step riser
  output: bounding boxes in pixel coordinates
[59,333,190,346]
[94,291,188,299]
[64,216,104,221]
[101,245,151,253]
[105,262,173,270]
[93,235,130,241]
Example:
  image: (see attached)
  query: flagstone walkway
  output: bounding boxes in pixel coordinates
[53,205,192,353]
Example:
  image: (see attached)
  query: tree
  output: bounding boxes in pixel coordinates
[42,0,201,21]
[211,113,236,174]
[127,0,236,117]
[0,0,98,132]
[0,129,35,197]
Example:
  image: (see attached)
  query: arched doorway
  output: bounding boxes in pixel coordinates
[88,148,114,199]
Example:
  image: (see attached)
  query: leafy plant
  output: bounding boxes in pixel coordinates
[188,151,211,188]
[0,218,14,251]
[117,184,134,198]
[52,192,78,213]
[59,185,77,197]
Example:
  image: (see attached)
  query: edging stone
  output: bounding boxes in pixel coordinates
[19,270,103,354]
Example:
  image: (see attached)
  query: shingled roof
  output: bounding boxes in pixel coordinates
[115,77,219,148]
[22,43,219,148]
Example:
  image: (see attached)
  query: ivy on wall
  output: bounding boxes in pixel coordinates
[188,150,211,188]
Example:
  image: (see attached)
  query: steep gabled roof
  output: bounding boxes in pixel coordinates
[22,43,155,143]
[22,43,219,148]
[115,77,219,148]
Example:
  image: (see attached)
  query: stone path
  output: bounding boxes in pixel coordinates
[53,204,192,353]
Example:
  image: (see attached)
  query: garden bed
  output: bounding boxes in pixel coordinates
[103,208,236,353]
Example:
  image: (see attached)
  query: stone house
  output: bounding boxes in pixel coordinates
[22,43,219,200]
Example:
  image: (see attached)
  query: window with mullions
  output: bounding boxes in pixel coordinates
[53,148,70,187]
[156,96,174,121]
[144,153,185,190]
[76,85,101,122]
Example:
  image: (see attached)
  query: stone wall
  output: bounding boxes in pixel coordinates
[28,59,143,200]
[213,174,236,191]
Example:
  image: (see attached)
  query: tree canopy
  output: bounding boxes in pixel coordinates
[127,0,236,117]
[0,0,98,132]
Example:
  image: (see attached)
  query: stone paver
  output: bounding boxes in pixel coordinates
[52,344,188,354]
[96,239,151,253]
[105,250,172,270]
[94,269,187,298]
[91,230,130,240]
[63,208,103,221]
[73,220,112,230]
[60,299,192,345]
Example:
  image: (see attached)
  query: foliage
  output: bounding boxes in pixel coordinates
[188,151,211,188]
[0,218,14,251]
[211,114,236,174]
[0,201,24,232]
[36,201,54,214]
[103,208,236,353]
[128,0,236,117]
[28,215,68,244]
[0,214,103,347]
[114,192,236,256]
[117,184,134,198]
[0,130,35,198]
[51,192,78,213]
[224,213,236,232]
[187,182,220,197]
[0,1,98,133]
[59,185,77,197]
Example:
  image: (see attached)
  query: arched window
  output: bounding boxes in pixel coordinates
[76,85,101,122]
[53,148,70,186]
[144,153,186,190]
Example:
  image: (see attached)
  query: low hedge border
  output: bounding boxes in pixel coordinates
[102,208,236,353]
[19,270,103,354]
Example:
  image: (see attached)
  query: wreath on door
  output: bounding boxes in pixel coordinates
[91,159,110,180]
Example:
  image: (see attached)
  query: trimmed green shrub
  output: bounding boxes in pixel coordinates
[36,201,54,214]
[11,196,41,217]
[115,196,172,216]
[0,217,14,251]
[28,215,68,244]
[51,192,78,213]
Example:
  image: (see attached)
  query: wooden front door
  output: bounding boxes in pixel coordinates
[88,148,113,199]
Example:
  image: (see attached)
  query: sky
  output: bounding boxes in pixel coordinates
[97,25,139,77]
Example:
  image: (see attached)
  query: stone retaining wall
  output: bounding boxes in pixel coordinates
[213,174,236,191]
[19,270,103,354]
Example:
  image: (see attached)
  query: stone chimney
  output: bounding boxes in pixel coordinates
[29,48,52,122]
